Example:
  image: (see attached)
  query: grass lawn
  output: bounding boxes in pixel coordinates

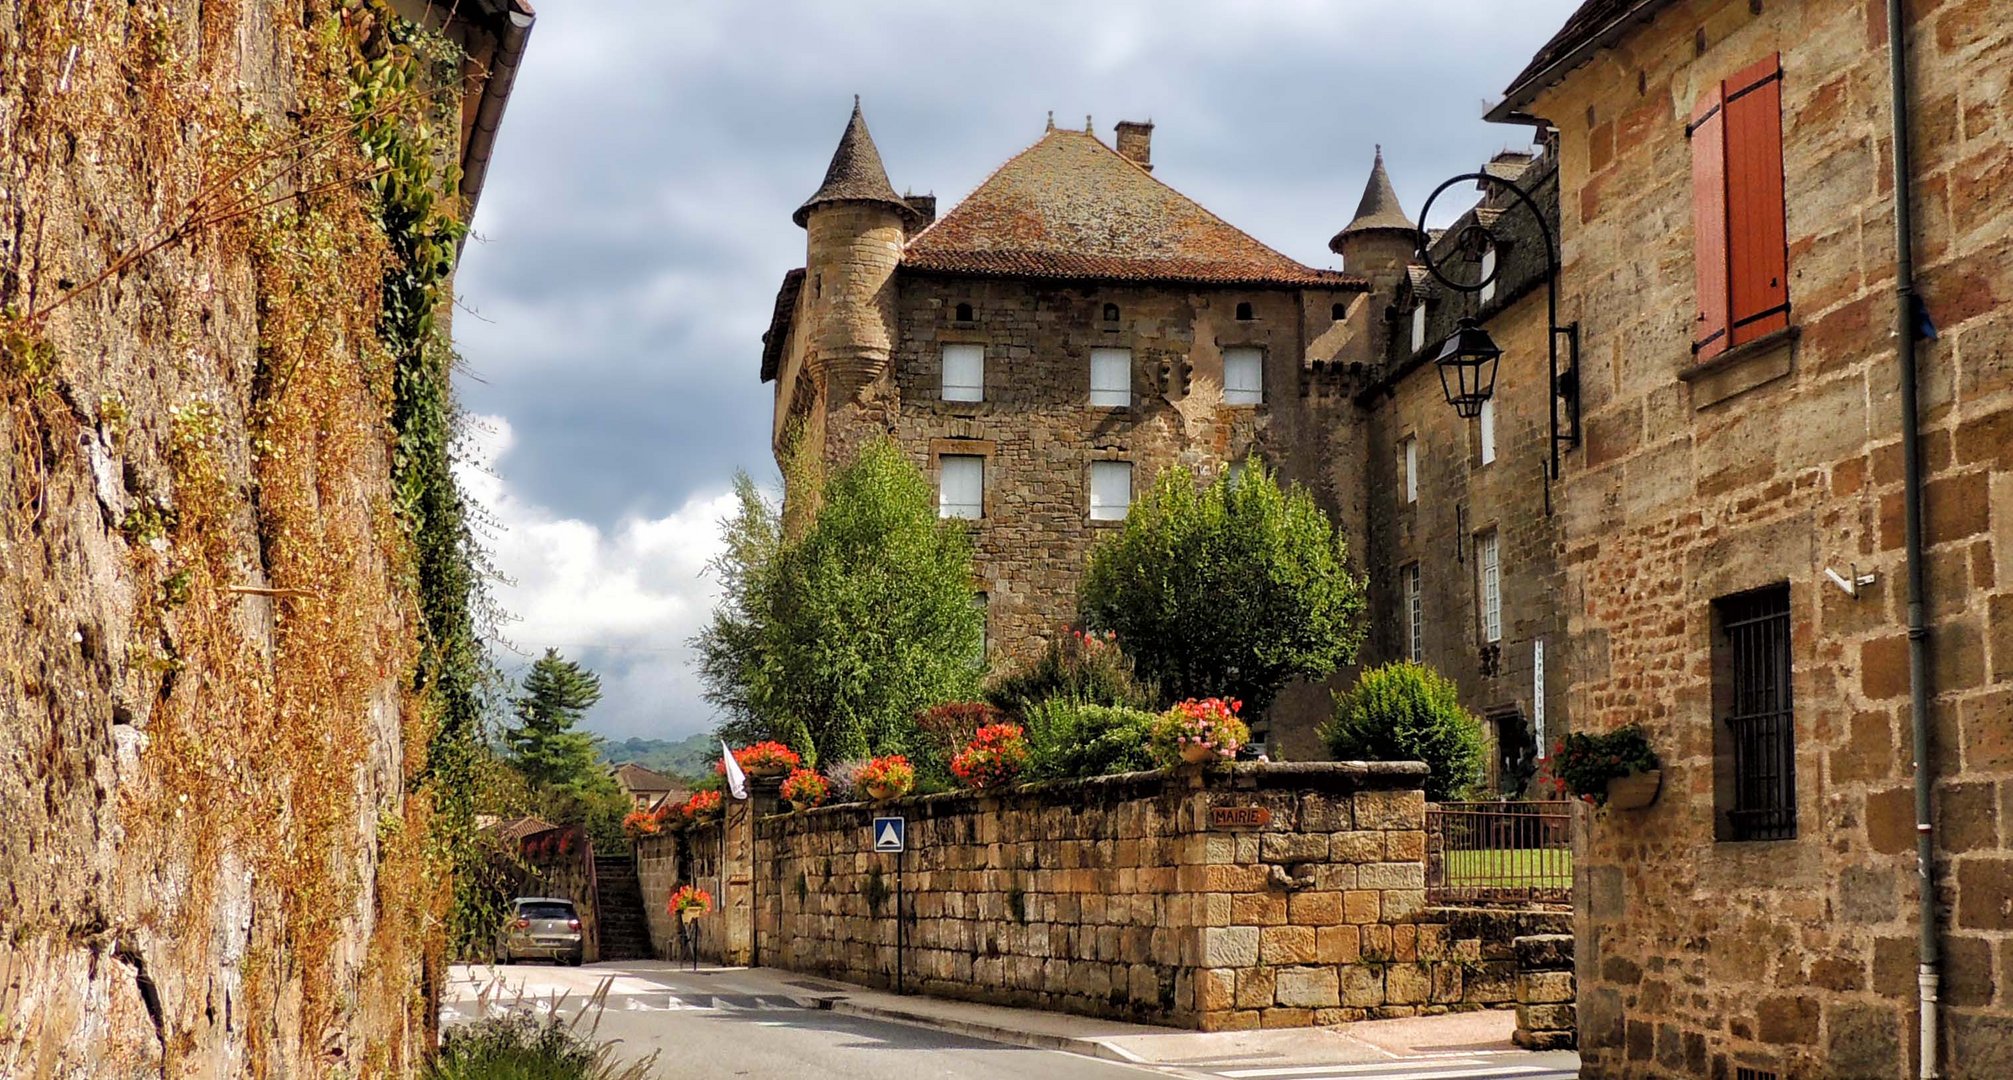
[1442,847,1573,888]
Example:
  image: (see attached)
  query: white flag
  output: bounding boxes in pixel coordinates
[720,740,748,800]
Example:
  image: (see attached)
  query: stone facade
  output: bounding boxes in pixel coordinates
[641,765,1563,1030]
[1359,161,1569,794]
[765,119,1373,753]
[1492,0,2013,1076]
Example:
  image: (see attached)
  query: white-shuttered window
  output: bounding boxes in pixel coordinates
[941,343,983,402]
[1478,529,1502,643]
[1479,246,1498,303]
[1479,397,1497,465]
[1090,347,1131,407]
[939,455,984,519]
[1404,563,1423,662]
[1089,461,1133,521]
[1222,347,1263,405]
[1411,303,1429,352]
[1402,437,1418,504]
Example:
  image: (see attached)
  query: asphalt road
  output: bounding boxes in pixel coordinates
[443,963,1164,1080]
[442,963,1578,1080]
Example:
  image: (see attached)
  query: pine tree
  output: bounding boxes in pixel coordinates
[504,649,605,792]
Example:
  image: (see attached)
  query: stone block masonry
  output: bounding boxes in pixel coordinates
[643,763,1555,1031]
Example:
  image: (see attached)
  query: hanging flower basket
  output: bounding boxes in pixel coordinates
[1543,725,1663,809]
[668,884,712,923]
[857,755,915,802]
[781,768,829,812]
[732,741,803,778]
[1605,769,1663,810]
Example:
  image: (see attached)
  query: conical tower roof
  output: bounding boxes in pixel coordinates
[794,97,918,227]
[1329,147,1417,253]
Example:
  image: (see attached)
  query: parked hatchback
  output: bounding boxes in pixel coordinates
[496,897,584,965]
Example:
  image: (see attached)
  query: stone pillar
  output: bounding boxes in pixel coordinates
[1513,933,1577,1050]
[721,798,757,966]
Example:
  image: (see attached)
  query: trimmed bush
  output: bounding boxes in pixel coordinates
[1023,700,1162,780]
[985,627,1153,720]
[1322,662,1486,802]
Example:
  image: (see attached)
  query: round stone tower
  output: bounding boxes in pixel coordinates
[1329,147,1419,295]
[794,98,920,458]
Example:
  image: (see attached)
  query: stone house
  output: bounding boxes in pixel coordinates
[1352,149,1571,796]
[612,762,685,811]
[1479,0,2013,1076]
[761,106,1371,754]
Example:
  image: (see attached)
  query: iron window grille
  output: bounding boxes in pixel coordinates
[1721,585,1795,840]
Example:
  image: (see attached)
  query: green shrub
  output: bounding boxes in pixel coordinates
[1322,662,1486,802]
[985,628,1154,720]
[1023,700,1161,780]
[426,1007,652,1080]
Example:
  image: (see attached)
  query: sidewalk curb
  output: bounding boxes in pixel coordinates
[825,998,1140,1065]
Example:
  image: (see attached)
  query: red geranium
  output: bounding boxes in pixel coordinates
[856,755,915,798]
[668,884,713,917]
[683,789,723,819]
[950,723,1029,790]
[780,768,829,808]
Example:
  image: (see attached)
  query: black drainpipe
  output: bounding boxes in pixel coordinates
[1885,1,1938,1075]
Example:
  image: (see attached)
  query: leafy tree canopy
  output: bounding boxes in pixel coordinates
[695,440,983,767]
[504,649,606,793]
[1078,459,1366,719]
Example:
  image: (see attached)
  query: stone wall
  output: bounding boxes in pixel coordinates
[1517,0,2013,1076]
[646,763,1559,1031]
[0,2,511,1074]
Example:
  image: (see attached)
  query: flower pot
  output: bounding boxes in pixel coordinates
[789,799,811,813]
[746,763,788,778]
[1606,769,1662,810]
[866,781,903,802]
[1180,743,1217,765]
[677,907,703,923]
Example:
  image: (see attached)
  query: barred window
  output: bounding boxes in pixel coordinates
[1715,584,1796,841]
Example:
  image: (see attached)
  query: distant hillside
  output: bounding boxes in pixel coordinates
[600,732,718,782]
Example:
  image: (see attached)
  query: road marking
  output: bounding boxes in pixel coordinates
[1221,1063,1487,1078]
[1259,1068,1550,1080]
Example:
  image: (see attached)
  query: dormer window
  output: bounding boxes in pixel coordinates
[1102,303,1120,323]
[954,302,974,322]
[1411,303,1429,352]
[1478,246,1498,303]
[1235,301,1255,321]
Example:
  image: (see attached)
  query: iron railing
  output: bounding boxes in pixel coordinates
[1426,800,1572,905]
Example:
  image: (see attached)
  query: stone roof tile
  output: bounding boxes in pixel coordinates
[794,98,918,227]
[903,127,1359,290]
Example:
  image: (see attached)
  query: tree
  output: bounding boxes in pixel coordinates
[694,440,984,766]
[1322,661,1486,802]
[504,649,605,792]
[1078,459,1366,718]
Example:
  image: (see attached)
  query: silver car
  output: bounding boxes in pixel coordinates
[496,897,585,965]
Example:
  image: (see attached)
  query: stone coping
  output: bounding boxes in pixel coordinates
[758,760,1431,830]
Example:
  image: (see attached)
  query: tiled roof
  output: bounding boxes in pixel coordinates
[1492,1,1678,120]
[1330,148,1417,252]
[613,762,678,792]
[759,268,805,383]
[794,98,920,228]
[903,127,1360,290]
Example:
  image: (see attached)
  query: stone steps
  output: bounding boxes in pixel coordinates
[594,853,654,960]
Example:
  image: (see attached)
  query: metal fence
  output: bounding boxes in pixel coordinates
[1425,800,1573,906]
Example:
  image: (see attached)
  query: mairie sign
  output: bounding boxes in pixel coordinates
[872,816,906,853]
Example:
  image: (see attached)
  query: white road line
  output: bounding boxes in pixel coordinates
[1222,1063,1486,1078]
[1252,1067,1550,1080]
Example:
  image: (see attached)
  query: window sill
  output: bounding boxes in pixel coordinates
[1679,326,1798,409]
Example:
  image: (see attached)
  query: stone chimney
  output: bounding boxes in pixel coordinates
[1115,120,1153,171]
[903,194,936,235]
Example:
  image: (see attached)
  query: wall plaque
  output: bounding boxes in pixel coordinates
[1209,805,1272,829]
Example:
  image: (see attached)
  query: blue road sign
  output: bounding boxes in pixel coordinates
[872,816,906,853]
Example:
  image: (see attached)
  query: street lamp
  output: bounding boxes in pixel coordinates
[1415,172,1581,478]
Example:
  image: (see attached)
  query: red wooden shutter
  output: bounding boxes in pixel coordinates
[1690,84,1730,361]
[1723,53,1788,347]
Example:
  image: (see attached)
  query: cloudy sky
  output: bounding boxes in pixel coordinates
[451,0,1581,743]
